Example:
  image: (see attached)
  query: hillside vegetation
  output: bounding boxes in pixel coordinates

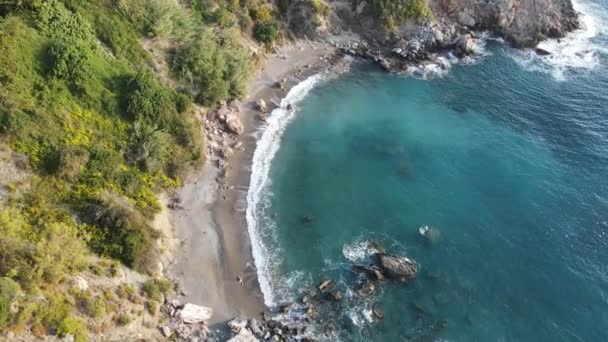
[0,0,434,339]
[0,0,280,338]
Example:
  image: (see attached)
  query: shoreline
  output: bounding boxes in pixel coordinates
[169,40,339,323]
[164,14,598,328]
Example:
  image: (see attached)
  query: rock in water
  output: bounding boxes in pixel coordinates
[372,305,384,320]
[228,318,248,333]
[376,254,418,282]
[456,34,474,56]
[356,281,376,297]
[178,303,213,323]
[535,48,551,56]
[318,279,333,292]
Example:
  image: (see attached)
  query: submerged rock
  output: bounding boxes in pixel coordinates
[372,305,384,320]
[330,290,342,302]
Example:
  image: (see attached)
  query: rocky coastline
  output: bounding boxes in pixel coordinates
[163,0,582,340]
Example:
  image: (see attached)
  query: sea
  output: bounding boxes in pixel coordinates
[245,0,608,340]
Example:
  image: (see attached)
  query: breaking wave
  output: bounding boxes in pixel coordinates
[245,73,326,307]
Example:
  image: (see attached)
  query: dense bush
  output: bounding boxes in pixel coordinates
[141,278,172,302]
[48,39,92,85]
[170,27,251,105]
[363,0,433,29]
[57,316,87,342]
[114,0,193,38]
[0,209,88,288]
[254,20,279,46]
[84,192,158,271]
[0,277,20,328]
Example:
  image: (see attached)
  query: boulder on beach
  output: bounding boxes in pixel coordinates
[178,303,213,323]
[228,318,248,333]
[256,99,267,112]
[225,114,244,135]
[376,254,418,282]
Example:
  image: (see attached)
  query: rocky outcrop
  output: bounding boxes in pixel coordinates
[376,254,418,282]
[435,0,578,47]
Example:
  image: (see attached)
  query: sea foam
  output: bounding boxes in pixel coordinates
[246,73,326,307]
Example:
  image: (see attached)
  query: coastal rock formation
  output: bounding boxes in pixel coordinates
[328,0,578,74]
[433,0,579,46]
[455,33,474,56]
[376,254,418,282]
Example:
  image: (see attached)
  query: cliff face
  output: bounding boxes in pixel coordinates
[436,0,579,47]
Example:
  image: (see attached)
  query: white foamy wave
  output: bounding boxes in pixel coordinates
[407,35,493,79]
[347,304,374,327]
[245,73,326,307]
[342,239,379,262]
[406,57,452,80]
[510,0,605,80]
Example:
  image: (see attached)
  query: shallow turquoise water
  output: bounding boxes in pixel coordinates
[250,6,608,340]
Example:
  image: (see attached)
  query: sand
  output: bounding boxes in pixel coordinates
[169,41,336,324]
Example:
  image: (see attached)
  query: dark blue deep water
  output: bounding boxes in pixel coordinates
[247,1,608,340]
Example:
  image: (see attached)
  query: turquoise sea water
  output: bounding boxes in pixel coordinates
[247,2,608,340]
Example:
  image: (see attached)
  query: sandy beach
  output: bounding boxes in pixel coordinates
[168,41,338,324]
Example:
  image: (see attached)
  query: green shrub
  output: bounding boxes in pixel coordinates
[253,21,279,47]
[85,297,106,318]
[141,278,172,302]
[126,70,178,125]
[48,39,92,85]
[57,316,87,341]
[84,192,157,270]
[127,120,171,173]
[0,277,21,301]
[115,312,132,326]
[0,295,10,328]
[0,209,88,288]
[170,27,251,105]
[175,92,191,114]
[0,277,21,326]
[362,0,432,29]
[36,0,95,43]
[311,0,330,16]
[146,300,158,315]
